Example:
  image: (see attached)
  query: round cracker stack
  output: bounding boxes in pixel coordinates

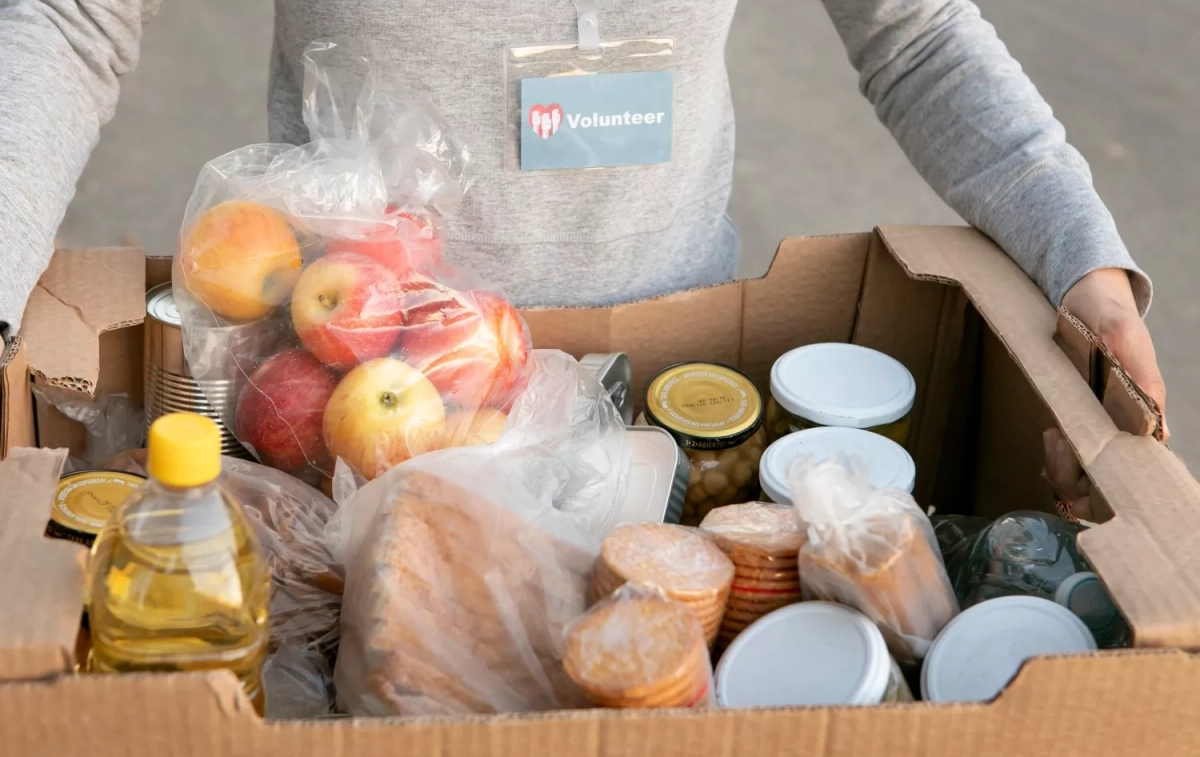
[593,524,734,648]
[699,502,806,651]
[564,586,712,709]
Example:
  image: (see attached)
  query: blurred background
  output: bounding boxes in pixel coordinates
[57,0,1200,466]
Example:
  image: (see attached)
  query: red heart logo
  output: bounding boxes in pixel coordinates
[528,103,563,139]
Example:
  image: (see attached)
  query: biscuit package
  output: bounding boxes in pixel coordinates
[787,457,959,664]
[564,583,714,709]
[699,502,805,650]
[592,523,734,648]
[331,350,628,715]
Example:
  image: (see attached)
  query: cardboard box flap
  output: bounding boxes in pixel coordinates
[1,652,1199,756]
[0,447,83,680]
[876,225,1200,647]
[19,248,145,394]
[0,340,36,458]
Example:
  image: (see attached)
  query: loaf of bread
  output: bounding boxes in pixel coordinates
[335,469,595,716]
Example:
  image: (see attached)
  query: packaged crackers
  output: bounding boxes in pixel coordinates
[787,457,958,664]
[593,523,734,648]
[699,502,805,651]
[564,584,713,709]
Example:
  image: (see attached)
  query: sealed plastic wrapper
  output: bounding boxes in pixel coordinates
[331,350,628,716]
[787,457,958,664]
[699,503,805,649]
[104,449,343,717]
[563,583,714,709]
[592,523,733,648]
[174,39,532,485]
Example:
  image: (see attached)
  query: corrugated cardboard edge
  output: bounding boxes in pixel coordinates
[876,225,1200,648]
[0,447,80,680]
[1,339,35,458]
[2,652,1200,756]
[19,248,146,395]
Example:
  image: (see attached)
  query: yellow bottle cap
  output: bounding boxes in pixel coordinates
[147,413,222,487]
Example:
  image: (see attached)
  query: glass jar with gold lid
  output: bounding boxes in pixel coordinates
[640,362,767,526]
[767,344,915,445]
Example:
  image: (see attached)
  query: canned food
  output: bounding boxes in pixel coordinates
[759,426,916,504]
[46,469,146,547]
[616,426,689,525]
[641,362,766,526]
[580,353,634,425]
[767,343,915,445]
[146,283,274,458]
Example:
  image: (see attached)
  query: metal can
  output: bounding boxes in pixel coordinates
[145,283,279,458]
[46,469,146,547]
[617,426,689,525]
[580,352,633,425]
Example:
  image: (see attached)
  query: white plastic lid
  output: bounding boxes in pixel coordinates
[760,427,916,503]
[1055,572,1120,630]
[922,596,1097,703]
[770,344,915,429]
[715,602,891,708]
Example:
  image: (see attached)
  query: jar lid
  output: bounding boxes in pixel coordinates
[643,362,764,451]
[1055,572,1121,631]
[759,427,916,503]
[715,602,891,707]
[52,470,147,534]
[921,596,1097,703]
[770,344,915,429]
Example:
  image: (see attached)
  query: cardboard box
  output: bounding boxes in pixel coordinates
[2,227,1200,756]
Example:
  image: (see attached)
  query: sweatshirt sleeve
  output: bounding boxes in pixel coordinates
[0,0,161,343]
[820,0,1151,312]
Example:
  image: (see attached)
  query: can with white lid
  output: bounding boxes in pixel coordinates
[759,426,916,504]
[767,343,916,445]
[1055,572,1130,649]
[715,601,912,708]
[921,595,1097,703]
[616,426,689,525]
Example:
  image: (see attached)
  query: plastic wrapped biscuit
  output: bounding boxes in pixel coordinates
[564,584,713,709]
[787,457,959,665]
[593,523,734,647]
[699,503,806,651]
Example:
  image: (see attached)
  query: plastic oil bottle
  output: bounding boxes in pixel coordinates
[86,413,271,713]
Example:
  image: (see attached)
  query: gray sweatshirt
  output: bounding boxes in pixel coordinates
[0,0,1151,341]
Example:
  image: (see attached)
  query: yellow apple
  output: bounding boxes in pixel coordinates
[322,357,446,479]
[177,200,302,321]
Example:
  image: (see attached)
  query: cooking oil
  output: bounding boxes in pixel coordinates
[86,413,270,714]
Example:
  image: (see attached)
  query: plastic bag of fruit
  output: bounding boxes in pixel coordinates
[172,39,530,485]
[329,350,629,716]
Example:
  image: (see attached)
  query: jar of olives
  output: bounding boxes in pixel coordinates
[767,344,916,445]
[640,362,766,526]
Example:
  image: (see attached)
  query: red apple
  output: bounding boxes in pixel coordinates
[290,251,407,371]
[322,357,446,480]
[326,210,443,273]
[395,287,532,410]
[235,349,339,472]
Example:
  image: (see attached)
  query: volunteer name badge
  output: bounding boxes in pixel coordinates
[520,70,673,171]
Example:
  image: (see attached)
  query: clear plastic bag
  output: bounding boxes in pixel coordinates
[103,449,343,717]
[331,350,628,716]
[563,583,714,709]
[174,39,531,484]
[34,387,144,469]
[787,457,958,664]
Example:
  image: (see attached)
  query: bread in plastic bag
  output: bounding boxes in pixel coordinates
[331,350,629,716]
[563,583,714,709]
[592,523,733,648]
[173,39,531,484]
[104,449,342,717]
[787,456,958,664]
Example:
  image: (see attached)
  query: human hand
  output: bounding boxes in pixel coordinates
[1061,268,1168,439]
